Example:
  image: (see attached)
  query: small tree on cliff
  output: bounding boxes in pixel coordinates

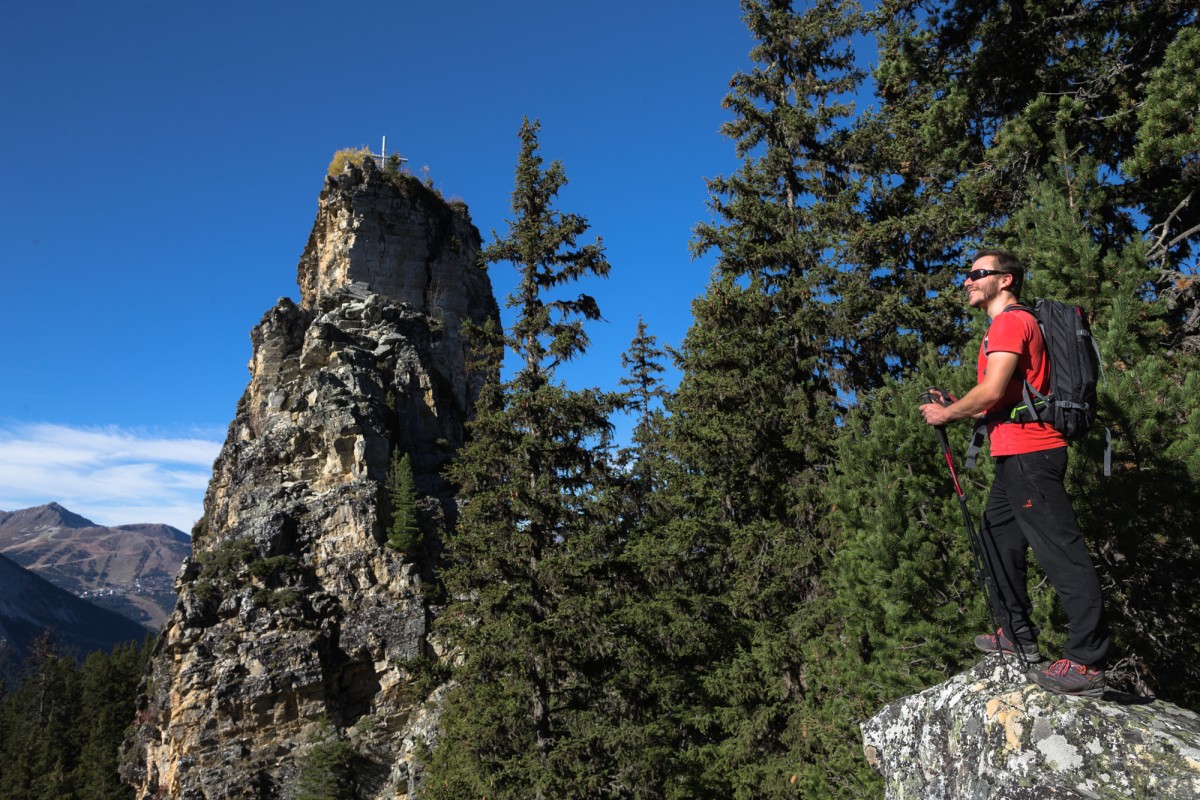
[296,721,361,800]
[425,118,618,800]
[385,450,421,553]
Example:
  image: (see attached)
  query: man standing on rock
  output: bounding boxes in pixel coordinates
[919,249,1110,698]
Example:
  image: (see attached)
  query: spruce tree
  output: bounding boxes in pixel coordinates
[799,369,987,795]
[793,8,1200,789]
[619,317,667,418]
[0,635,151,800]
[424,118,619,800]
[656,1,871,795]
[1001,153,1200,702]
[74,640,147,800]
[616,317,670,511]
[385,450,421,553]
[577,318,734,798]
[859,0,1198,278]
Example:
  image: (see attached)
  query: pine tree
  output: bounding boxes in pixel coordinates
[790,8,1200,790]
[385,450,421,553]
[424,118,619,800]
[794,366,995,795]
[860,0,1197,279]
[811,0,1200,389]
[647,1,873,795]
[999,153,1200,702]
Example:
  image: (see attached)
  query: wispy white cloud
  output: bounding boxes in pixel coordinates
[0,423,223,533]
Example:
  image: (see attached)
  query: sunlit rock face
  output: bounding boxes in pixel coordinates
[863,658,1200,799]
[121,159,498,800]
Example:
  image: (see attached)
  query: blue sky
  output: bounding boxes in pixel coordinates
[0,0,759,531]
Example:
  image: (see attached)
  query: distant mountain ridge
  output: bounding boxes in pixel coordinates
[0,502,190,628]
[0,550,150,685]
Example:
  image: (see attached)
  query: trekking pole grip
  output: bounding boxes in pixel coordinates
[920,388,954,446]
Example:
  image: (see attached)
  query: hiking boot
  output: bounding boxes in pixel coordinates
[974,628,1043,663]
[1028,659,1106,698]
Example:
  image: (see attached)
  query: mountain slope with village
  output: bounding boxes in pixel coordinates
[0,502,190,628]
[0,549,149,686]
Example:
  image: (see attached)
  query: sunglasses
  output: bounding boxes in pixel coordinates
[965,268,1009,282]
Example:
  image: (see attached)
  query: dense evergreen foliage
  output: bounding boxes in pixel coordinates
[0,635,150,800]
[424,118,621,800]
[429,1,1199,798]
[296,721,364,800]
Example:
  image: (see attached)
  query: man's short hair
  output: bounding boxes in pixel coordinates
[973,248,1025,298]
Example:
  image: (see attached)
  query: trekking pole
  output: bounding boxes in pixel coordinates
[920,389,1032,673]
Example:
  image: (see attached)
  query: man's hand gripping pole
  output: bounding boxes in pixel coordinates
[920,389,965,497]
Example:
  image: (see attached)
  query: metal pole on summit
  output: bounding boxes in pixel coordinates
[920,389,1032,674]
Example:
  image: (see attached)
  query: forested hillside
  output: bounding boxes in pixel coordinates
[0,637,150,800]
[425,1,1200,798]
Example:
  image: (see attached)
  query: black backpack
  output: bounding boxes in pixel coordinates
[968,300,1110,473]
[1003,300,1101,439]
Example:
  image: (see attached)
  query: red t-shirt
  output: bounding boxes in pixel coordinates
[977,306,1067,456]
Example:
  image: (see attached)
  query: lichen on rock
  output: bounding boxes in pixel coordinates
[863,658,1200,799]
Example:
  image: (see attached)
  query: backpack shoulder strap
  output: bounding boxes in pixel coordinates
[965,420,987,469]
[993,302,1050,424]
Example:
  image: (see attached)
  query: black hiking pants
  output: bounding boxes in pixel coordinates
[980,446,1110,667]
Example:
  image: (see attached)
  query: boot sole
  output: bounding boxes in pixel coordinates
[975,644,1044,664]
[1033,684,1105,699]
[1026,671,1105,698]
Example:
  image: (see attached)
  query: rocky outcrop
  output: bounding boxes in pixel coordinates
[863,658,1200,799]
[297,158,493,412]
[121,159,498,799]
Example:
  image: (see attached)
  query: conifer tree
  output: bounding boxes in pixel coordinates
[424,118,619,800]
[655,1,872,794]
[859,0,1197,285]
[296,722,361,800]
[576,318,734,798]
[798,370,987,796]
[813,0,1200,387]
[74,640,147,800]
[1000,153,1200,702]
[0,636,149,800]
[616,317,670,510]
[619,317,667,418]
[792,9,1200,792]
[385,450,421,553]
[17,637,83,800]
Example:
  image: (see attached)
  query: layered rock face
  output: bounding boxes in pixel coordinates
[121,160,498,799]
[863,658,1200,799]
